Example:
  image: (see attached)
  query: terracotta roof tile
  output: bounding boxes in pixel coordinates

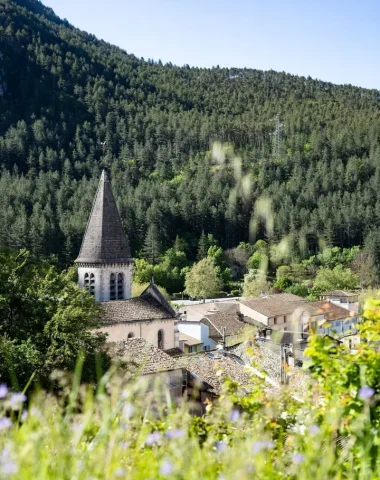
[174,353,256,395]
[309,300,353,321]
[201,310,246,338]
[241,293,308,317]
[101,294,174,323]
[320,290,357,297]
[112,338,178,374]
[112,339,256,395]
[179,333,203,346]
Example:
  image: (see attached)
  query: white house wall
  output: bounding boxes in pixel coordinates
[178,321,217,350]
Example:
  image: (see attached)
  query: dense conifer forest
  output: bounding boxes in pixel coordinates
[1,0,380,268]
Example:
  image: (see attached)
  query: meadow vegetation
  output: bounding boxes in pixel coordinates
[0,298,380,479]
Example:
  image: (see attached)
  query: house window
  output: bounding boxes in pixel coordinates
[117,273,124,299]
[110,273,116,300]
[84,273,89,289]
[158,329,164,349]
[128,332,134,339]
[274,317,277,325]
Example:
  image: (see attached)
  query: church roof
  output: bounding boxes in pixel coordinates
[75,170,132,264]
[101,293,175,324]
[112,338,178,374]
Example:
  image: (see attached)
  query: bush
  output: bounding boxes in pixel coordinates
[132,283,170,300]
[286,283,309,297]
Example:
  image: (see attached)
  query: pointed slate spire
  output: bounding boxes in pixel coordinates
[75,170,132,264]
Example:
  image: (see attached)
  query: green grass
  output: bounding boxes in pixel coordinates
[0,359,379,480]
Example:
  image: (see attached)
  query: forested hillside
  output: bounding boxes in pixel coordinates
[1,0,380,265]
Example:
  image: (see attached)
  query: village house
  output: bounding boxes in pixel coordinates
[178,303,260,350]
[312,300,358,336]
[177,318,217,351]
[200,306,257,348]
[75,170,179,350]
[178,300,239,323]
[240,293,310,330]
[112,337,259,414]
[319,290,359,312]
[178,333,203,353]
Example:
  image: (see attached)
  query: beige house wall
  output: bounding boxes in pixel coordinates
[239,304,269,326]
[98,319,176,349]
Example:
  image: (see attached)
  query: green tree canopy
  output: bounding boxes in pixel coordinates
[185,258,222,301]
[310,265,359,298]
[242,270,270,299]
[0,250,107,388]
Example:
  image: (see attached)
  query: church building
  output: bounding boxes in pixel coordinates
[75,170,178,350]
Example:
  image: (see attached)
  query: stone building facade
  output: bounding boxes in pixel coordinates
[75,170,178,350]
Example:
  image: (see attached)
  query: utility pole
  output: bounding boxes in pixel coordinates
[271,114,283,157]
[280,343,293,385]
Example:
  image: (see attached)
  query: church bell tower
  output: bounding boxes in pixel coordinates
[75,170,133,302]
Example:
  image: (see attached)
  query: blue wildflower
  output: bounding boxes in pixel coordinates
[308,424,320,436]
[359,386,375,400]
[252,440,274,454]
[292,452,305,464]
[165,429,185,440]
[0,418,12,431]
[160,460,173,475]
[9,393,26,409]
[230,409,240,422]
[214,441,227,452]
[145,431,161,446]
[0,460,18,476]
[0,385,8,399]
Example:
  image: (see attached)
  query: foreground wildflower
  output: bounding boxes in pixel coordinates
[0,418,12,431]
[160,460,173,475]
[230,409,240,422]
[9,393,27,409]
[0,385,8,399]
[145,431,161,446]
[215,441,228,452]
[308,424,320,436]
[359,386,375,400]
[292,453,305,464]
[252,440,274,454]
[165,429,185,440]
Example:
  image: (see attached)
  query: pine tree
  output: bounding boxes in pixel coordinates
[197,231,208,260]
[142,225,162,265]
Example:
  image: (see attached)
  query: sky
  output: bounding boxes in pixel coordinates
[43,0,379,90]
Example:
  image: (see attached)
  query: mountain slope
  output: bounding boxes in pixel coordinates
[1,0,380,262]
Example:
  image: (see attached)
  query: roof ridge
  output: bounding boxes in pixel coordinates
[202,316,224,337]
